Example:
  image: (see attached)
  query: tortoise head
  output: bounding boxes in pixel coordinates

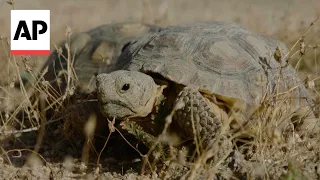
[96,70,164,119]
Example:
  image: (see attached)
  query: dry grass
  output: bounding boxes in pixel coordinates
[1,0,320,179]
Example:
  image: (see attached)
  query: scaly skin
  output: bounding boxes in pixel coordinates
[96,71,228,149]
[173,86,223,146]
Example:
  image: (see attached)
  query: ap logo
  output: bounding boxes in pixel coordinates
[11,10,50,55]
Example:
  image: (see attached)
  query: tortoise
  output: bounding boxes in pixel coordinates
[27,22,163,138]
[96,22,319,148]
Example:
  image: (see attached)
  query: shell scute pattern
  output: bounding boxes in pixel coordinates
[118,22,309,106]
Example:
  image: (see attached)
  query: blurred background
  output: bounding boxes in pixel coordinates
[0,0,319,86]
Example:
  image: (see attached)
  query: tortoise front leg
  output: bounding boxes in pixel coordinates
[173,86,230,150]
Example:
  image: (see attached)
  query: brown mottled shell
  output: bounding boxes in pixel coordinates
[117,22,310,106]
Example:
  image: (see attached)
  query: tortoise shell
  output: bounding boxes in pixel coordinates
[116,22,310,106]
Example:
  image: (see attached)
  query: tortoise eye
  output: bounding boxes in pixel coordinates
[121,83,130,91]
